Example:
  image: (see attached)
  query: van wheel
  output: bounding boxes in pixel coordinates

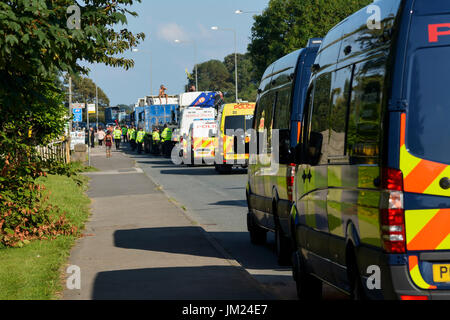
[247,212,267,245]
[347,247,367,300]
[275,222,292,266]
[188,150,195,167]
[292,251,322,300]
[216,164,232,174]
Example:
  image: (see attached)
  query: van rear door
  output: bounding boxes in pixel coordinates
[401,1,450,290]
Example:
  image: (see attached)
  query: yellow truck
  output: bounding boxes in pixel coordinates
[215,102,255,173]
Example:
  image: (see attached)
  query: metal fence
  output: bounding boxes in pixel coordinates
[36,139,70,164]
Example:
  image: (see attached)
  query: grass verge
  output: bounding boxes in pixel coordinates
[0,173,91,300]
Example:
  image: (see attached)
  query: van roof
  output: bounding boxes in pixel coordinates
[262,38,323,82]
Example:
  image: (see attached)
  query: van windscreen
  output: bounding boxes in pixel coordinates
[225,115,245,131]
[408,46,450,165]
[224,115,253,132]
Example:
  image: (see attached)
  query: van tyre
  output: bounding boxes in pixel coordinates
[347,253,367,300]
[292,251,322,300]
[215,164,232,174]
[275,223,292,266]
[247,212,267,245]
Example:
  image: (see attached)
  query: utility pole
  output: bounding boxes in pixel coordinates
[234,30,238,103]
[211,27,238,102]
[86,98,90,166]
[69,76,72,132]
[68,76,73,163]
[96,85,98,129]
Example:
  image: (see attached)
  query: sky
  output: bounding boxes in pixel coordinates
[82,0,271,106]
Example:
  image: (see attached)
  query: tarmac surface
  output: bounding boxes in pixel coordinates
[63,146,271,300]
[63,144,347,300]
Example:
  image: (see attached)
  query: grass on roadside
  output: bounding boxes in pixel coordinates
[0,172,91,300]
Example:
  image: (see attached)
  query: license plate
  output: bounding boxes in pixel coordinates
[432,264,450,282]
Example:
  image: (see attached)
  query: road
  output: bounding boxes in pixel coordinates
[126,150,347,300]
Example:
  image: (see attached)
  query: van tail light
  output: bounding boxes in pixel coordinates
[400,295,428,300]
[380,168,406,254]
[382,168,403,191]
[180,136,183,143]
[287,163,296,202]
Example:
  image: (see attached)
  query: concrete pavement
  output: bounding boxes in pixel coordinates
[63,146,271,300]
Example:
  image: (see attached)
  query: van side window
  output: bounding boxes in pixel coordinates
[273,86,292,164]
[273,86,291,130]
[307,73,332,165]
[347,62,384,164]
[329,67,353,158]
[254,92,275,154]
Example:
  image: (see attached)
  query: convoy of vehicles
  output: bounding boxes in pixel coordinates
[215,102,256,174]
[132,92,220,158]
[288,0,449,300]
[127,0,450,300]
[246,39,321,264]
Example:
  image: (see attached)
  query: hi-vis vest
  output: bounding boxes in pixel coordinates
[161,128,172,142]
[129,129,136,140]
[152,131,160,141]
[113,129,122,139]
[136,131,146,143]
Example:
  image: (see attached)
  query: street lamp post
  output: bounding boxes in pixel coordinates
[132,48,153,96]
[211,26,238,103]
[174,39,198,91]
[235,10,261,15]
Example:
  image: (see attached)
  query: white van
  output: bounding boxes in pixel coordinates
[184,120,217,164]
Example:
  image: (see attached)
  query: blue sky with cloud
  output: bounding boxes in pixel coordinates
[82,0,270,106]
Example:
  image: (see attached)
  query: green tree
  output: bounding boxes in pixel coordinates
[186,53,259,103]
[63,75,110,107]
[190,59,232,94]
[248,0,371,79]
[223,53,258,102]
[0,0,144,247]
[62,75,110,123]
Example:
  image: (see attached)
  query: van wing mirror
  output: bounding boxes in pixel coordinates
[307,131,323,166]
[294,143,304,164]
[278,129,292,164]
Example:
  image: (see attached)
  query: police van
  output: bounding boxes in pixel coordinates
[215,102,256,174]
[290,0,450,300]
[246,39,322,264]
[185,119,217,165]
[177,107,216,162]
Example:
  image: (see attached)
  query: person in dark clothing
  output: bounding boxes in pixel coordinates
[90,127,95,148]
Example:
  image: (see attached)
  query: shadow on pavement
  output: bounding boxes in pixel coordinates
[92,266,269,300]
[135,160,175,166]
[209,200,247,207]
[114,227,281,271]
[114,227,224,259]
[159,168,220,176]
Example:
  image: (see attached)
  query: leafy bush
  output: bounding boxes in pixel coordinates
[0,1,144,247]
[0,158,79,248]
